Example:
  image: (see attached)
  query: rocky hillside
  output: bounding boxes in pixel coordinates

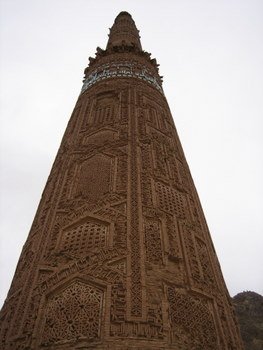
[232,291,263,350]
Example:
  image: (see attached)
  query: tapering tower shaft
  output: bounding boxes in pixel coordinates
[0,12,243,350]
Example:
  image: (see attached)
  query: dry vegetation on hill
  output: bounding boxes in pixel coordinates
[232,291,263,350]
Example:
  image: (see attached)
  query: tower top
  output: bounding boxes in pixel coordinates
[106,11,142,51]
[83,12,163,94]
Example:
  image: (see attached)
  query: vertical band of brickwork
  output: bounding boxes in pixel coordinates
[128,88,142,318]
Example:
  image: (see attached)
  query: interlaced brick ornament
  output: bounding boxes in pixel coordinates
[168,287,217,349]
[144,218,163,264]
[75,154,112,202]
[60,220,108,256]
[155,181,187,218]
[41,281,103,346]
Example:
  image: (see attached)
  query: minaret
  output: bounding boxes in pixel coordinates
[0,12,244,349]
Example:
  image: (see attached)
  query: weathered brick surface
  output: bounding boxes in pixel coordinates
[0,12,244,349]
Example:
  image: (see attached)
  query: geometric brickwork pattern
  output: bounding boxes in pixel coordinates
[41,281,103,346]
[59,220,108,256]
[0,12,244,349]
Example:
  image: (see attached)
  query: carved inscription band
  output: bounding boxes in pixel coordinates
[81,61,163,94]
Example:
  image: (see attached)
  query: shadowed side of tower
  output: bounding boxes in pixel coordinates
[0,12,244,350]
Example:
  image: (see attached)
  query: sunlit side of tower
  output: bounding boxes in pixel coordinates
[0,12,244,350]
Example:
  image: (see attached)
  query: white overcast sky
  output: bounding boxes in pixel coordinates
[0,0,262,308]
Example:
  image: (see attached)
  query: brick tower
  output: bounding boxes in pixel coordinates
[0,12,244,350]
